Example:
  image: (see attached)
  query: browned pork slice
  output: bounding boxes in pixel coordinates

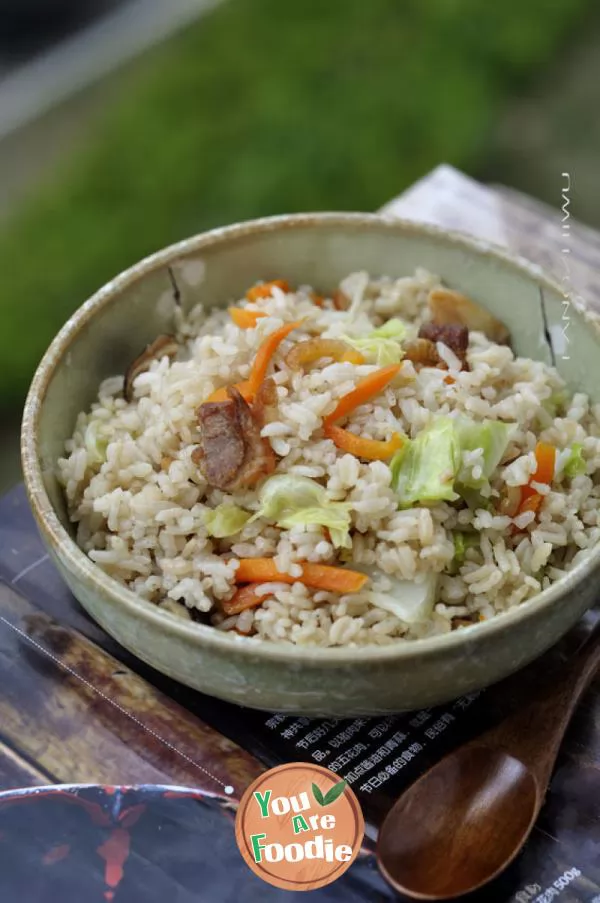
[193,387,276,490]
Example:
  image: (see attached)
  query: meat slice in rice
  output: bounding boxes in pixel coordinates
[193,400,245,487]
[193,387,276,490]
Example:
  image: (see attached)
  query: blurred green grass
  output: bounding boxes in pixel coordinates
[0,0,592,410]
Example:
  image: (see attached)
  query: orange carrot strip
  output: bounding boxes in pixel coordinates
[229,308,267,328]
[532,441,555,485]
[310,291,325,308]
[246,280,290,302]
[516,441,556,515]
[221,585,267,616]
[205,380,253,404]
[518,493,543,516]
[323,364,402,427]
[234,559,368,594]
[247,321,303,398]
[325,424,404,461]
[204,322,300,403]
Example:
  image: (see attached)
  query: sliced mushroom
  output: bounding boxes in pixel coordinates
[284,338,363,370]
[498,485,522,517]
[403,337,441,367]
[193,387,276,490]
[428,288,510,345]
[160,455,174,472]
[453,617,476,629]
[418,322,469,368]
[220,585,266,617]
[332,288,349,311]
[253,377,279,427]
[124,334,179,402]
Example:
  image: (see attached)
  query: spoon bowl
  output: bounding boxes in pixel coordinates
[376,620,600,900]
[377,747,539,900]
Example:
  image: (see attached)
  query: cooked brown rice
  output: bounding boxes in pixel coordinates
[58,270,600,646]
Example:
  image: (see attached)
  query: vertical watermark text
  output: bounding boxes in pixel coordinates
[560,172,571,360]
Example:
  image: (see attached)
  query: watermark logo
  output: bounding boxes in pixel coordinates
[560,171,571,360]
[235,762,364,891]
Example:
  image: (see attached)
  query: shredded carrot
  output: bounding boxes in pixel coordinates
[229,308,267,329]
[234,559,368,594]
[247,321,303,398]
[221,584,266,616]
[285,338,364,370]
[205,380,253,404]
[518,492,543,516]
[444,374,456,385]
[531,441,555,485]
[246,279,290,302]
[204,322,300,404]
[323,364,402,427]
[515,441,556,519]
[325,424,404,460]
[310,291,325,308]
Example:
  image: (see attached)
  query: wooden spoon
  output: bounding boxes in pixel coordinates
[377,623,600,900]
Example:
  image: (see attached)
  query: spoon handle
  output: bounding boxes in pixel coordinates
[476,619,600,789]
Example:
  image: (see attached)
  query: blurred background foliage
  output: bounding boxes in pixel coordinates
[0,0,595,425]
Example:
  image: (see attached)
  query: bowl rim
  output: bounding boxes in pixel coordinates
[21,211,600,666]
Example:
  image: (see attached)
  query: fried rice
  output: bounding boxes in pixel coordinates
[58,269,600,646]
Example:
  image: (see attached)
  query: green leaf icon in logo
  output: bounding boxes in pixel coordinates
[322,779,347,806]
[312,779,347,806]
[311,783,325,806]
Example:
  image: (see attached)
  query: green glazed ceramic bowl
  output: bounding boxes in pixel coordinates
[21,214,600,716]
